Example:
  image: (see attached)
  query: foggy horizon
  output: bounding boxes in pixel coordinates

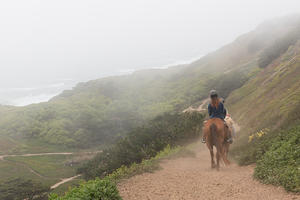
[0,0,300,105]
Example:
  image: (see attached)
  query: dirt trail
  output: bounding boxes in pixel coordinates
[183,98,210,113]
[0,151,102,161]
[51,175,82,189]
[118,144,299,200]
[0,152,73,161]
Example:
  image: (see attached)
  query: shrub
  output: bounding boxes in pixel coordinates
[231,124,300,192]
[78,112,204,179]
[107,145,194,182]
[254,126,300,192]
[48,178,122,200]
[230,128,274,165]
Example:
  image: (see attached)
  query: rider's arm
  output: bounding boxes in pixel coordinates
[208,104,212,116]
[220,102,227,117]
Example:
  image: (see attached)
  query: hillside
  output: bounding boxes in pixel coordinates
[225,17,300,192]
[227,40,300,132]
[1,15,300,152]
[0,14,299,199]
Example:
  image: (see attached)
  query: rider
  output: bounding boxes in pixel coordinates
[202,90,233,144]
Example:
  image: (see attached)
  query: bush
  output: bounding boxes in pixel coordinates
[254,126,300,192]
[107,145,194,182]
[231,125,300,192]
[78,112,204,179]
[230,129,274,165]
[49,178,122,200]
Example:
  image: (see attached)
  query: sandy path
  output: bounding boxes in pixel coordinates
[0,151,102,161]
[51,175,82,189]
[118,145,299,200]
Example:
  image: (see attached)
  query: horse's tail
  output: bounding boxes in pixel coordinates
[210,123,218,146]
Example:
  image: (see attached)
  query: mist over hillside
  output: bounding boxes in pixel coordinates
[1,11,300,199]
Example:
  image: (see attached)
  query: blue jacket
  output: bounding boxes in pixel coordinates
[208,102,227,120]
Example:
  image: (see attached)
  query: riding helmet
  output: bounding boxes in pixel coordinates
[210,90,218,98]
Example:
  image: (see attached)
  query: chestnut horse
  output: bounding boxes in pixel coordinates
[203,118,230,170]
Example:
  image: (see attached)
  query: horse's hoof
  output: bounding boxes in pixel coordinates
[225,160,231,166]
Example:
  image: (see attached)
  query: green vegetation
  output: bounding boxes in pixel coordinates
[231,125,300,192]
[6,155,77,178]
[0,154,87,200]
[51,179,83,196]
[0,178,49,200]
[254,126,300,192]
[49,178,121,200]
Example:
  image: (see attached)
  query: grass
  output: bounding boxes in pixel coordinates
[0,161,43,184]
[51,178,84,195]
[0,153,93,193]
[6,154,77,178]
[0,134,105,156]
[0,135,23,155]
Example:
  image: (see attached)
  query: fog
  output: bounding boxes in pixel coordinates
[0,0,299,105]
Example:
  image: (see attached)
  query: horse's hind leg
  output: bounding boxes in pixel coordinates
[222,144,231,166]
[215,143,221,171]
[206,143,215,169]
[209,147,216,169]
[216,150,220,171]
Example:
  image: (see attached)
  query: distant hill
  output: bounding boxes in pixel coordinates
[0,14,299,152]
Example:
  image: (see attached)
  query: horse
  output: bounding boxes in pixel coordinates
[203,118,231,170]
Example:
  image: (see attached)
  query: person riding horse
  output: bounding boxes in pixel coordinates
[202,90,233,144]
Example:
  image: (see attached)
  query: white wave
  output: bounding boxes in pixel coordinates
[10,93,59,106]
[156,55,204,69]
[117,69,136,75]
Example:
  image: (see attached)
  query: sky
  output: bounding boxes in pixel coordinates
[0,0,299,105]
